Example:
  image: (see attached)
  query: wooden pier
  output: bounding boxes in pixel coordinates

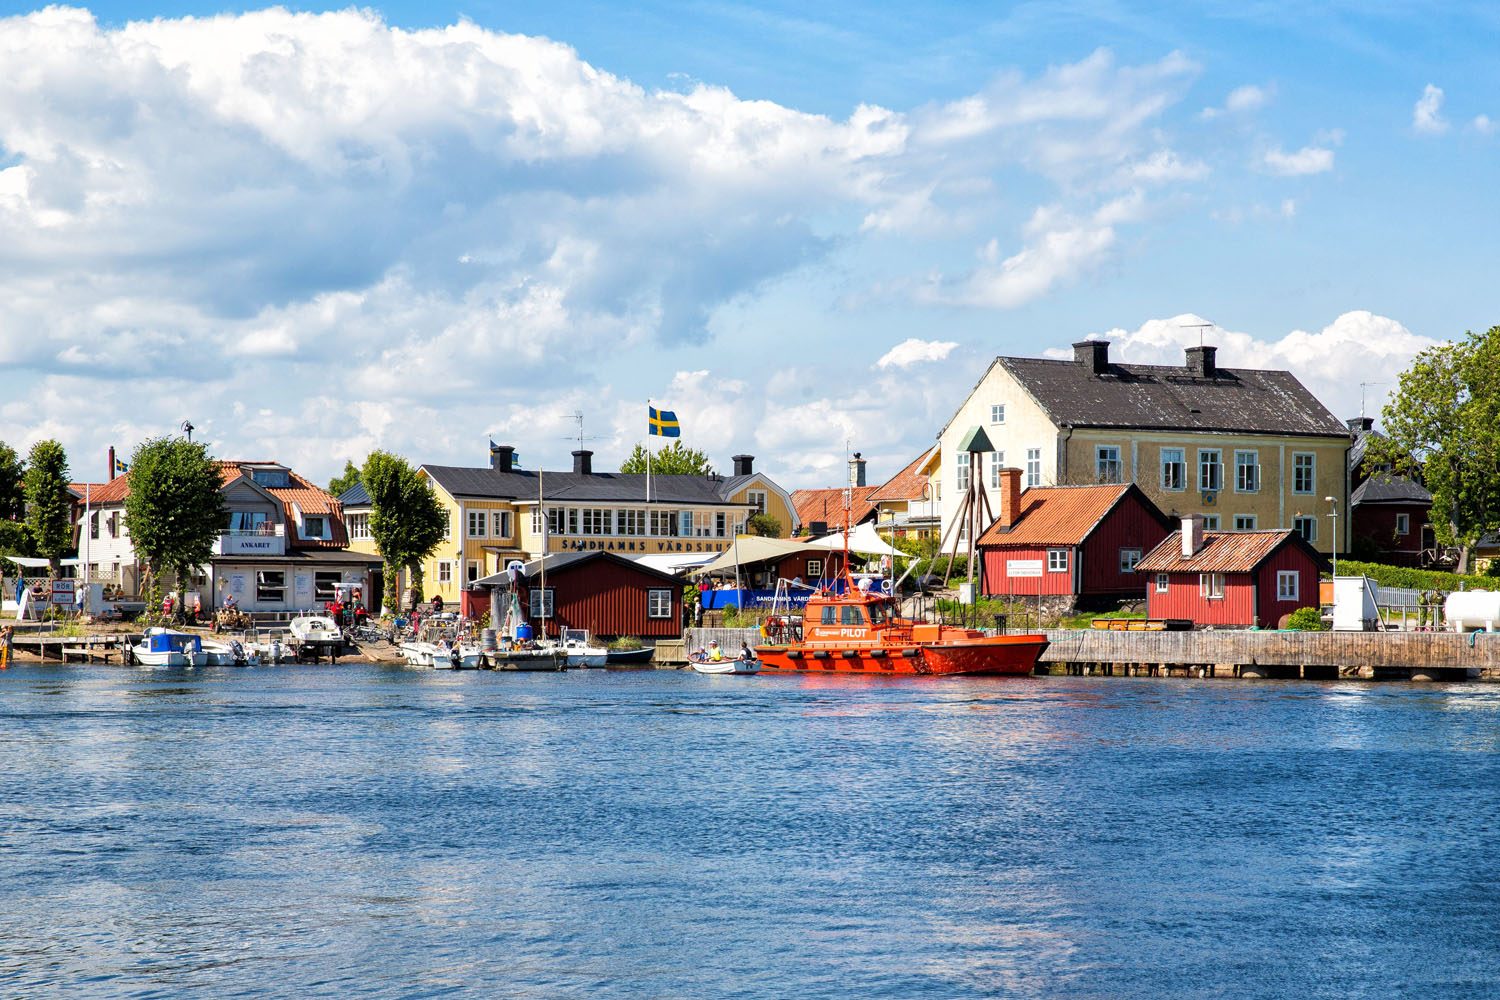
[12,633,140,664]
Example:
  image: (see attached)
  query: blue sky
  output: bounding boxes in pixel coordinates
[0,1,1494,489]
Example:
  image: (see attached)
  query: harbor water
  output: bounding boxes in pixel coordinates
[2,665,1498,998]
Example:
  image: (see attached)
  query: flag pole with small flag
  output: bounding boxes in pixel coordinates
[646,403,681,504]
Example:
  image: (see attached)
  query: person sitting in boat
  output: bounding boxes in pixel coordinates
[708,640,723,662]
[737,642,754,662]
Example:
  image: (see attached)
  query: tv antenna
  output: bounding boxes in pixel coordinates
[1359,382,1387,420]
[1178,320,1215,347]
[563,411,602,452]
[180,420,195,443]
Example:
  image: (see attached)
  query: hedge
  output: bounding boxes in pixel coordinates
[1334,559,1496,593]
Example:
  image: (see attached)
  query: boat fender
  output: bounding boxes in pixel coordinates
[786,649,802,659]
[869,649,887,658]
[900,648,921,658]
[840,650,859,659]
[811,650,829,660]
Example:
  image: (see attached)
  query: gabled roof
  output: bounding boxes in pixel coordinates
[977,483,1168,547]
[1136,529,1312,574]
[338,481,371,507]
[994,355,1348,438]
[1352,472,1432,506]
[422,465,746,506]
[790,486,879,530]
[86,473,132,505]
[868,446,938,503]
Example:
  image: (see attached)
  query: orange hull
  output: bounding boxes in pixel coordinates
[756,634,1048,677]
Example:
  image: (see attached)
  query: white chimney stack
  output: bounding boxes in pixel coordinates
[1181,514,1205,557]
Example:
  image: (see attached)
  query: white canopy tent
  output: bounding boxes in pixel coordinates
[807,522,903,557]
[694,536,812,576]
[630,553,718,576]
[1,555,81,569]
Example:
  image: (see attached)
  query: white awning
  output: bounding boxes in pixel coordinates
[630,553,718,575]
[1,555,81,568]
[695,536,813,575]
[806,522,903,557]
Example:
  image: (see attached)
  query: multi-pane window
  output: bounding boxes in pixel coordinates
[1096,446,1122,484]
[1198,449,1223,492]
[989,451,1005,488]
[547,508,566,535]
[650,510,678,536]
[1276,571,1299,602]
[990,404,1006,424]
[467,511,487,537]
[438,561,453,585]
[1026,448,1042,488]
[567,509,580,535]
[1395,513,1410,535]
[1234,450,1259,493]
[348,512,371,540]
[1199,573,1225,599]
[1201,515,1220,530]
[532,508,545,534]
[467,560,480,585]
[955,452,970,492]
[1292,453,1315,494]
[528,588,554,618]
[693,511,715,537]
[581,509,609,535]
[1234,515,1257,531]
[618,509,646,536]
[314,571,340,603]
[647,589,672,619]
[442,514,452,539]
[1047,549,1068,572]
[256,570,285,603]
[1161,448,1186,491]
[492,511,512,539]
[747,490,767,514]
[1155,573,1169,593]
[1294,515,1317,542]
[806,559,823,579]
[1119,548,1142,573]
[715,512,727,537]
[679,511,694,537]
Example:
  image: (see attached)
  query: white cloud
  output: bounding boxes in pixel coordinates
[1122,149,1209,184]
[1201,83,1269,119]
[875,338,959,369]
[1263,145,1335,175]
[1413,84,1449,134]
[1472,114,1496,135]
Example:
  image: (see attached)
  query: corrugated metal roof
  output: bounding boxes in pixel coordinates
[1136,529,1298,573]
[977,483,1143,547]
[790,486,879,530]
[339,481,371,507]
[868,446,937,503]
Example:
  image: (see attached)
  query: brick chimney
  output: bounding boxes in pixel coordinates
[572,450,593,475]
[1073,339,1110,375]
[996,467,1023,530]
[490,444,515,473]
[732,454,754,476]
[1181,514,1205,557]
[1185,345,1218,378]
[849,452,867,487]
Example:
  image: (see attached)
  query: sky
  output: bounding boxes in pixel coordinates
[1,1,1496,491]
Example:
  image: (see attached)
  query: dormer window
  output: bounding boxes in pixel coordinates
[251,469,290,488]
[303,515,326,539]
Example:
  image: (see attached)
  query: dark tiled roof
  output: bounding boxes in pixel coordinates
[1352,473,1432,505]
[474,550,680,587]
[998,356,1348,437]
[1137,530,1307,573]
[339,482,371,507]
[423,465,746,506]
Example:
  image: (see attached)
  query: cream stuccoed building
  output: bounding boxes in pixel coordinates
[935,340,1353,559]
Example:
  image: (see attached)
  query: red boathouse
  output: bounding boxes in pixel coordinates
[473,550,684,640]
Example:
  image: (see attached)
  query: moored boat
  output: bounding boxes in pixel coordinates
[131,628,207,668]
[605,645,654,667]
[560,628,608,668]
[288,615,344,661]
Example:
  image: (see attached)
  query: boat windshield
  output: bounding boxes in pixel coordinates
[868,603,888,624]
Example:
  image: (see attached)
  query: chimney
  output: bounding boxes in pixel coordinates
[809,520,828,537]
[996,468,1023,530]
[1180,514,1205,557]
[849,452,867,488]
[572,450,593,475]
[1346,417,1374,434]
[490,444,515,473]
[1185,345,1218,378]
[1073,339,1110,375]
[732,454,754,477]
[108,446,116,480]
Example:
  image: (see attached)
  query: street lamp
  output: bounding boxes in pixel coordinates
[1324,496,1339,577]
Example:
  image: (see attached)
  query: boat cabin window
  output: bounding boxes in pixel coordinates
[840,605,865,626]
[820,606,837,625]
[868,603,888,624]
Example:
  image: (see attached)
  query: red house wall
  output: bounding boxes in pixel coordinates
[981,546,1077,597]
[1145,571,1257,626]
[1353,503,1428,567]
[1078,497,1172,596]
[534,559,682,639]
[1252,542,1321,628]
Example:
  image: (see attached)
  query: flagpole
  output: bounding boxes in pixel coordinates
[646,399,653,505]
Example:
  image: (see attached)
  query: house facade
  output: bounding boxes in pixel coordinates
[1137,517,1321,629]
[1346,416,1434,566]
[937,340,1352,559]
[866,446,941,542]
[480,550,685,640]
[976,473,1174,612]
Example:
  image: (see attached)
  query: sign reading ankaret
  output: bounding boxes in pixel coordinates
[405,445,799,613]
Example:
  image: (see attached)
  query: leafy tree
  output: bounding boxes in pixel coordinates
[0,521,34,559]
[0,442,24,520]
[1366,326,1500,573]
[745,512,784,538]
[619,440,714,476]
[23,440,71,575]
[123,437,228,593]
[328,459,362,497]
[362,451,447,610]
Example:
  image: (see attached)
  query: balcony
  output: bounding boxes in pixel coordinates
[213,523,286,556]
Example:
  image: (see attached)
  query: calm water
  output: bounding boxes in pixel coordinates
[1,666,1498,998]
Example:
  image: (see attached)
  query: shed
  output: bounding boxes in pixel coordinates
[1137,518,1322,629]
[471,550,683,640]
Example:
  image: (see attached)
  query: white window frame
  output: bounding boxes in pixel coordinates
[1294,516,1317,542]
[955,452,970,492]
[1395,513,1410,535]
[647,589,672,619]
[256,570,286,604]
[348,512,371,540]
[492,511,511,539]
[442,514,452,539]
[1233,515,1257,532]
[303,515,327,539]
[747,490,767,514]
[1234,450,1260,493]
[990,404,1006,424]
[1096,445,1122,484]
[437,561,453,585]
[1198,449,1223,492]
[529,587,554,619]
[1026,448,1042,488]
[1276,571,1299,602]
[806,559,823,579]
[989,451,1005,489]
[1292,452,1316,495]
[1119,548,1142,574]
[467,510,487,537]
[1199,573,1225,599]
[679,510,693,537]
[1161,448,1186,492]
[1155,573,1169,593]
[532,508,546,534]
[1047,549,1068,573]
[467,560,480,585]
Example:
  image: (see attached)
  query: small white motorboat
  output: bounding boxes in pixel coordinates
[400,641,438,667]
[131,628,207,668]
[560,628,608,668]
[689,645,760,675]
[288,615,344,661]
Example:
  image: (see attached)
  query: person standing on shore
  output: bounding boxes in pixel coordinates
[0,625,13,670]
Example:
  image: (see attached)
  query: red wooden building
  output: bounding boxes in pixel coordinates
[977,472,1174,611]
[475,551,684,640]
[1137,518,1321,628]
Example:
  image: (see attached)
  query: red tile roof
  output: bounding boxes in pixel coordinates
[1136,530,1299,574]
[85,473,132,505]
[791,486,880,531]
[867,447,937,503]
[977,483,1138,547]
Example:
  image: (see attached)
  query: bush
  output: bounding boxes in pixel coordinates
[1335,559,1495,593]
[608,636,643,651]
[1285,607,1327,631]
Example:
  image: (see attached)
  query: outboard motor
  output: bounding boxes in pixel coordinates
[449,645,462,669]
[229,639,246,666]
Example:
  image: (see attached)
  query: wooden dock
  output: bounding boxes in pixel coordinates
[12,633,139,664]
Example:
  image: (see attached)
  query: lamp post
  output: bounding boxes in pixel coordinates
[1324,496,1339,577]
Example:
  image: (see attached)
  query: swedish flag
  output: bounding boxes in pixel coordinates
[114,458,129,475]
[648,406,681,438]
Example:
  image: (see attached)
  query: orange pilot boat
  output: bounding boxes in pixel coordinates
[755,582,1049,677]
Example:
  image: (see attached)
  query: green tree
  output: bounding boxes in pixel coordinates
[123,437,228,593]
[0,442,24,520]
[362,451,447,610]
[619,440,714,476]
[23,440,71,575]
[328,459,362,497]
[1367,326,1500,573]
[745,512,783,538]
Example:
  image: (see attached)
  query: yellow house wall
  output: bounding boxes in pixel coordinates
[726,476,796,536]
